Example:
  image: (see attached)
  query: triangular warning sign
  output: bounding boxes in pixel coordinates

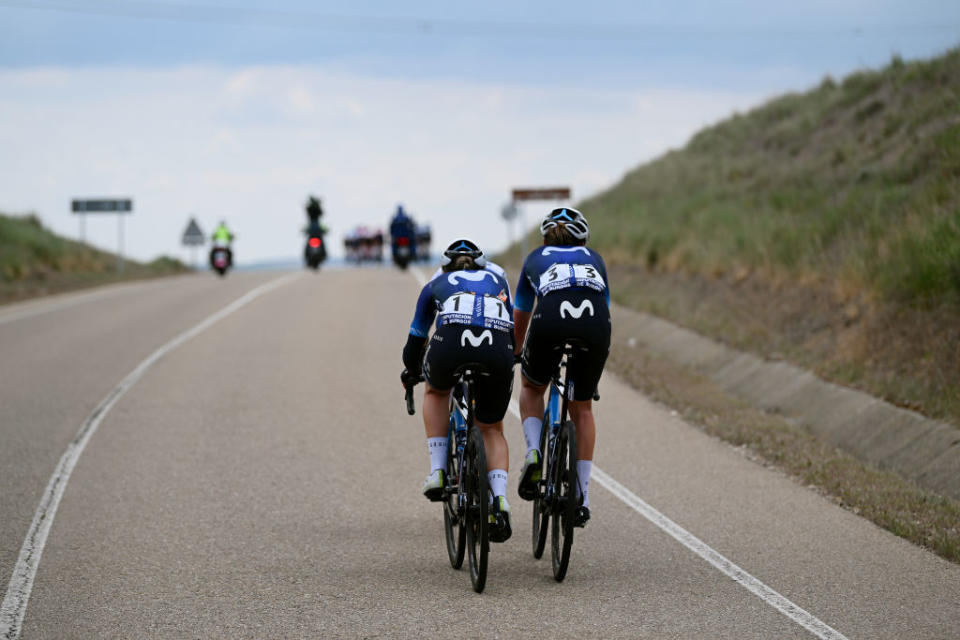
[182,218,205,246]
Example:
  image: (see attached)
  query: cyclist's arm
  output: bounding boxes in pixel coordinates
[402,333,427,375]
[404,284,436,373]
[513,309,531,356]
[597,253,611,306]
[513,261,537,355]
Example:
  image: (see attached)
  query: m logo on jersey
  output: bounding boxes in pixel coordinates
[543,246,591,257]
[448,270,497,286]
[461,328,493,347]
[559,299,594,319]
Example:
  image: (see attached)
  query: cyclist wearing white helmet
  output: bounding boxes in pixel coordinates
[401,238,516,542]
[512,208,611,527]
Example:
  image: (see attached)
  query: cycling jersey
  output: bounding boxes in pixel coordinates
[409,269,514,339]
[514,245,610,313]
[428,261,510,297]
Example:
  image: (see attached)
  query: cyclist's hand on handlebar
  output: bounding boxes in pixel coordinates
[400,368,422,388]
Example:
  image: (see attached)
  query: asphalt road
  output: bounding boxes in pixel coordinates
[1,267,959,639]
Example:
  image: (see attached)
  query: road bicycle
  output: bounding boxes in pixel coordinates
[529,342,589,582]
[405,365,491,593]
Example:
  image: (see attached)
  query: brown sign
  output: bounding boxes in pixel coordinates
[511,187,571,201]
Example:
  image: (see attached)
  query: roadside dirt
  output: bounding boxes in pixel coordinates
[608,264,960,426]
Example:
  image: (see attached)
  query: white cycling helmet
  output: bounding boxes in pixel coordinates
[440,237,488,267]
[540,207,589,241]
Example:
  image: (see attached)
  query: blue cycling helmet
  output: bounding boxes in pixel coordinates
[540,207,589,241]
[440,237,487,268]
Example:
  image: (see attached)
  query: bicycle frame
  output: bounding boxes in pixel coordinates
[540,351,573,506]
[446,378,471,517]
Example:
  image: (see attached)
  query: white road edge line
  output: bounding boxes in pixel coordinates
[505,402,847,640]
[415,264,846,638]
[0,272,301,640]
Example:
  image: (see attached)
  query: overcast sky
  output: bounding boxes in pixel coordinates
[1,1,958,263]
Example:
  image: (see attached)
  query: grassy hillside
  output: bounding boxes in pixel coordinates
[1,212,189,303]
[589,48,959,303]
[504,47,960,426]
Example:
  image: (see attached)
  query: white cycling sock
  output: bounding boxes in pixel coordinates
[427,437,448,473]
[576,460,592,508]
[488,469,508,498]
[523,417,542,454]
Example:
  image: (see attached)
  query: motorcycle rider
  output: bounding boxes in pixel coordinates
[512,208,611,528]
[305,196,327,238]
[389,204,417,258]
[401,238,516,542]
[210,220,234,267]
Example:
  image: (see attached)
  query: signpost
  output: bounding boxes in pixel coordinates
[71,198,133,273]
[509,186,571,256]
[501,202,518,245]
[181,218,205,269]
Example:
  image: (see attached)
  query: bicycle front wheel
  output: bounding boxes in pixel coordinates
[531,417,549,559]
[464,427,489,593]
[550,420,577,582]
[443,429,466,569]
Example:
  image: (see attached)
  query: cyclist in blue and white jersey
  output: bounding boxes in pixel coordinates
[401,238,516,542]
[513,208,611,527]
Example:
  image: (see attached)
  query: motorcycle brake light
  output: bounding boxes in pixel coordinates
[309,237,322,248]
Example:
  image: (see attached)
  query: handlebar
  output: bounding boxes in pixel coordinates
[403,376,424,416]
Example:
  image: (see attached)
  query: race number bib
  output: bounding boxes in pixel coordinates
[438,293,512,331]
[438,292,475,326]
[537,263,605,295]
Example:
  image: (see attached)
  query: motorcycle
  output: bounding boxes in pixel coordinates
[392,235,414,270]
[304,234,327,270]
[210,245,232,276]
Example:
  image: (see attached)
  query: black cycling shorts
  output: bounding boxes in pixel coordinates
[422,324,514,424]
[521,290,611,401]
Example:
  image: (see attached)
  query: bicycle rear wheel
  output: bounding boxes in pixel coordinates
[464,427,489,593]
[443,428,466,569]
[531,416,549,559]
[550,420,577,582]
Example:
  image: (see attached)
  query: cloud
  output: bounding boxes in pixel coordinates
[0,65,763,263]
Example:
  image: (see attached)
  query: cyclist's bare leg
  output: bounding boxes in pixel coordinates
[568,399,596,512]
[518,375,547,425]
[476,420,508,471]
[422,382,450,439]
[568,399,595,461]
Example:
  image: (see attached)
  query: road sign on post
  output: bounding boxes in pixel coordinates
[181,218,205,269]
[182,218,205,246]
[71,197,133,273]
[511,187,571,201]
[71,199,133,213]
[510,186,571,257]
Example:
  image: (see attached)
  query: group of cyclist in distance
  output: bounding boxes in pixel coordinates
[401,207,611,543]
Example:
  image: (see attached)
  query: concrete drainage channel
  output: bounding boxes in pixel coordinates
[611,304,960,502]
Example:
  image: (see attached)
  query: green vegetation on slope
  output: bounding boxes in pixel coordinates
[0,213,189,303]
[567,47,960,426]
[586,49,960,306]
